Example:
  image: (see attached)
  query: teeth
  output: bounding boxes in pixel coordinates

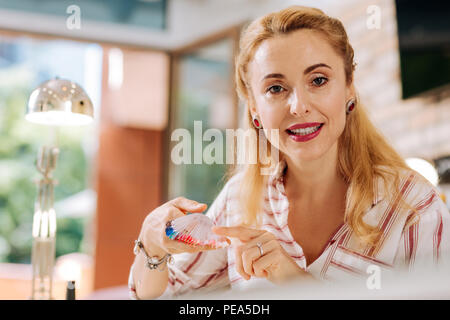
[289,125,321,135]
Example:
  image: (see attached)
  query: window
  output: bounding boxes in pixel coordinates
[168,37,237,206]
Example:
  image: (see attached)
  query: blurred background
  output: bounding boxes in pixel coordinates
[0,0,448,299]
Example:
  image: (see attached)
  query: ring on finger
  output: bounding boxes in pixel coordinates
[256,242,264,256]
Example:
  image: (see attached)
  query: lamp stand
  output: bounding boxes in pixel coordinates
[30,146,59,300]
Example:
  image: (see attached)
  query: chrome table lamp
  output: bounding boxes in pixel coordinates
[26,78,93,299]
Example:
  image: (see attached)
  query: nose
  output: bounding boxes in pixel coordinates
[288,89,310,116]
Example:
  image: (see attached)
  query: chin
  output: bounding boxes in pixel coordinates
[281,130,338,163]
[291,150,325,162]
[282,144,326,162]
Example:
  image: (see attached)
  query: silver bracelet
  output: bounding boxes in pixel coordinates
[133,239,173,271]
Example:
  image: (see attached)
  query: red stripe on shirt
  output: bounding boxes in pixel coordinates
[230,276,244,283]
[183,252,203,274]
[320,227,350,278]
[367,173,415,257]
[262,222,289,232]
[168,277,185,286]
[407,222,419,268]
[264,196,284,202]
[337,245,393,268]
[266,208,289,216]
[434,211,443,263]
[330,260,365,276]
[377,174,416,251]
[198,264,228,289]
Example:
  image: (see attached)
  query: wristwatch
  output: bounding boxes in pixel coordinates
[133,239,173,271]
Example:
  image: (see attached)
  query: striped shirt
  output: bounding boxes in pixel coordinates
[128,159,450,299]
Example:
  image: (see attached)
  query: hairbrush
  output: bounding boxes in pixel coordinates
[165,213,230,249]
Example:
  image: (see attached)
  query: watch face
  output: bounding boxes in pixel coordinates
[150,257,160,264]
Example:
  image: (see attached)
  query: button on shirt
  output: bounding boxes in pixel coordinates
[128,159,450,299]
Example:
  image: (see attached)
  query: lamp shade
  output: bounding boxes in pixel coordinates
[26,78,94,126]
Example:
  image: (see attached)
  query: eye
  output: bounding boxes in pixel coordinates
[266,85,285,94]
[312,76,328,87]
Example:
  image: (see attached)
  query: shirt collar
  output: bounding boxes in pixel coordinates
[268,158,385,207]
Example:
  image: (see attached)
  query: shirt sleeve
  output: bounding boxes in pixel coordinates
[393,183,450,272]
[128,179,232,300]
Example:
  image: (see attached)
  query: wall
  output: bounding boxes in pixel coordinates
[93,47,169,289]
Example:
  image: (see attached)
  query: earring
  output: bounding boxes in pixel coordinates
[346,99,355,115]
[252,114,263,129]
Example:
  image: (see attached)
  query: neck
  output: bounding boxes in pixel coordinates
[283,142,347,206]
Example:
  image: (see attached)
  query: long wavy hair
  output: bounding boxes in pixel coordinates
[227,5,422,246]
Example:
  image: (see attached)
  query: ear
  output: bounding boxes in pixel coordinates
[247,92,258,115]
[346,82,356,101]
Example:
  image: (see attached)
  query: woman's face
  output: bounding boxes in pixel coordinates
[247,29,354,162]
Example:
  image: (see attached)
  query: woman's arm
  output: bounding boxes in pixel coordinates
[129,239,171,300]
[129,226,231,300]
[128,177,234,299]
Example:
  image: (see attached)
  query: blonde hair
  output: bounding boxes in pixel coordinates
[227,5,423,246]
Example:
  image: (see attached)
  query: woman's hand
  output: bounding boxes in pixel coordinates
[139,197,215,257]
[212,225,312,284]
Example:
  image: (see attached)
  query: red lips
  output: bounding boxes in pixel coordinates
[286,122,323,130]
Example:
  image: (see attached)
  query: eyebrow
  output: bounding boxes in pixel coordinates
[260,63,332,82]
[304,63,332,74]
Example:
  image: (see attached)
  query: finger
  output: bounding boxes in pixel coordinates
[234,247,251,280]
[169,197,207,214]
[253,250,282,278]
[240,237,278,277]
[251,240,279,277]
[242,246,261,277]
[212,225,265,242]
[240,232,275,252]
[254,267,268,278]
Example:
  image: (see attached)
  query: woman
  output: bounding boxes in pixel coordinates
[128,6,450,299]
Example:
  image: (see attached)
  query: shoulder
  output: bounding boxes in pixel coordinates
[403,177,449,231]
[369,166,448,229]
[390,171,450,266]
[376,165,439,206]
[388,167,449,229]
[398,168,441,209]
